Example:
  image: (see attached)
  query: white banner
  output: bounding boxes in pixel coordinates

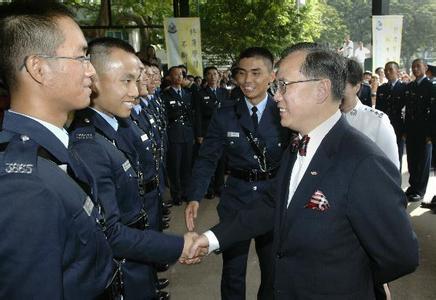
[372,15,403,71]
[164,17,203,76]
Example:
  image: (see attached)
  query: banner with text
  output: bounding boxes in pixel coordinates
[372,15,403,71]
[164,17,203,76]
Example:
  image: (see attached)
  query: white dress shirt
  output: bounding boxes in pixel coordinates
[342,100,399,169]
[205,110,342,252]
[91,107,119,131]
[9,110,69,148]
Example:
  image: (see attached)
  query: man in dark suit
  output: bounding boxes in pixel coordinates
[68,37,196,300]
[376,61,407,169]
[194,66,231,198]
[404,58,433,202]
[0,1,114,298]
[187,43,419,300]
[357,81,372,107]
[185,47,291,300]
[161,66,195,205]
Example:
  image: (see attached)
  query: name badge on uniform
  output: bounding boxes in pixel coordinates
[150,118,155,125]
[227,131,240,138]
[141,133,149,142]
[204,96,210,100]
[170,100,176,105]
[83,196,94,217]
[122,160,131,172]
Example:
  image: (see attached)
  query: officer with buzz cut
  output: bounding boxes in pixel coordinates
[376,61,407,169]
[0,1,114,299]
[161,66,195,205]
[68,37,197,300]
[185,47,291,300]
[194,66,231,198]
[404,58,434,203]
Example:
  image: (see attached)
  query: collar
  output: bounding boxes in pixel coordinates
[389,79,399,86]
[90,107,119,131]
[8,110,69,148]
[133,104,142,115]
[416,76,427,85]
[244,93,268,116]
[303,110,342,158]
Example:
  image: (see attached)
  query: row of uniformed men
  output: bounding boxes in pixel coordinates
[0,2,203,299]
[375,60,436,204]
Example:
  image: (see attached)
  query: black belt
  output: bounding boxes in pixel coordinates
[126,210,149,230]
[144,176,159,193]
[228,168,278,182]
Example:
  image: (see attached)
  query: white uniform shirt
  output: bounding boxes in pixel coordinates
[343,100,399,169]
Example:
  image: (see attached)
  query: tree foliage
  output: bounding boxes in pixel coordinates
[197,0,324,64]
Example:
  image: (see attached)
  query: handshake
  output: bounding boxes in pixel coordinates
[178,200,211,265]
[179,232,209,264]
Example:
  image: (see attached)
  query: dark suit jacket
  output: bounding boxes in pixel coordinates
[211,116,419,299]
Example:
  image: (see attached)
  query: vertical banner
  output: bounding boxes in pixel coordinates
[164,17,203,76]
[372,15,403,71]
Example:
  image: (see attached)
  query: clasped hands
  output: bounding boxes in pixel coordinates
[178,201,210,265]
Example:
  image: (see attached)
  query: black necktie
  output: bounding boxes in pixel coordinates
[251,106,258,132]
[290,134,310,156]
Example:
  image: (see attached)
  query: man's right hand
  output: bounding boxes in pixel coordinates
[185,201,200,231]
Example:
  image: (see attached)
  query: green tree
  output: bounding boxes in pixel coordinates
[316,0,348,49]
[197,0,325,64]
[390,0,436,70]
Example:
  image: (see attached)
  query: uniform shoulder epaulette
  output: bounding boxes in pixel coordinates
[69,113,96,143]
[0,134,38,175]
[363,106,384,118]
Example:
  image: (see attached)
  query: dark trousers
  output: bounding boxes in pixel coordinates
[123,261,156,300]
[220,231,274,300]
[166,141,192,201]
[397,136,405,173]
[406,134,432,196]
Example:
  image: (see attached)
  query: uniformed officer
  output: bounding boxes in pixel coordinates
[404,58,433,202]
[161,66,195,205]
[194,66,231,198]
[185,47,291,300]
[342,59,399,169]
[68,37,198,300]
[375,61,407,168]
[0,1,114,298]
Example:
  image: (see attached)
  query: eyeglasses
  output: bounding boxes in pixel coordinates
[270,79,321,95]
[37,54,91,64]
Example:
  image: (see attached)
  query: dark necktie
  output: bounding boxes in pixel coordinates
[290,134,310,156]
[251,106,258,132]
[178,89,182,98]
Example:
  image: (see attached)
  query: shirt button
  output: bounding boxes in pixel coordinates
[253,155,258,159]
[253,186,257,191]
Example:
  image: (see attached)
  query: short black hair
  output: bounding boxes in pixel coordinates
[374,67,384,74]
[167,66,181,76]
[0,0,74,90]
[204,66,218,77]
[345,59,363,86]
[412,58,427,66]
[238,47,274,71]
[279,42,346,102]
[87,37,135,73]
[385,61,399,70]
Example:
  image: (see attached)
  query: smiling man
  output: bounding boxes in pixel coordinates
[188,43,419,300]
[185,47,291,300]
[0,1,114,298]
[68,37,198,300]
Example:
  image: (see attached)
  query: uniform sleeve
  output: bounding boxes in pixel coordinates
[375,115,400,169]
[187,110,226,201]
[194,91,203,138]
[72,141,184,264]
[0,177,64,299]
[346,155,419,283]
